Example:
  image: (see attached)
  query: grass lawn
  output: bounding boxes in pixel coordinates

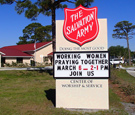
[0,70,128,115]
[111,68,135,84]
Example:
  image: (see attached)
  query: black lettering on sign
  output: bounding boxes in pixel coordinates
[87,71,94,76]
[55,60,79,64]
[100,65,109,70]
[56,54,81,59]
[69,71,82,76]
[57,65,76,70]
[87,53,106,59]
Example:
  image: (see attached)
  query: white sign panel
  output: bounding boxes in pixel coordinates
[54,51,109,79]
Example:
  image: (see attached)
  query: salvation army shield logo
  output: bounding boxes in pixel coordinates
[63,5,99,46]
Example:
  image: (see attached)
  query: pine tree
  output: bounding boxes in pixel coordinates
[0,0,94,51]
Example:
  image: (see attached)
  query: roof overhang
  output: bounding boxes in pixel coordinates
[22,42,52,52]
[48,52,53,57]
[0,51,5,55]
[2,56,33,58]
[36,42,52,51]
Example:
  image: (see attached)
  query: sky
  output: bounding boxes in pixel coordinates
[0,0,135,51]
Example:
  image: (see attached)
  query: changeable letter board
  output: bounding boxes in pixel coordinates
[54,51,110,79]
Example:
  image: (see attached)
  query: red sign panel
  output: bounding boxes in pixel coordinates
[63,5,99,46]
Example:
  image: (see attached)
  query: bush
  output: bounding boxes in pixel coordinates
[110,68,120,84]
[4,62,30,68]
[12,61,17,66]
[132,60,135,63]
[17,63,25,67]
[30,60,35,66]
[5,63,11,67]
[120,84,135,96]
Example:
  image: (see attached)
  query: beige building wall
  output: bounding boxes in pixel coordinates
[34,44,52,64]
[4,57,31,65]
[5,57,16,64]
[23,58,31,64]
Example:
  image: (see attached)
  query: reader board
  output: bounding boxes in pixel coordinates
[54,51,110,79]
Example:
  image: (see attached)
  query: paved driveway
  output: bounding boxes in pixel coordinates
[126,69,135,77]
[122,67,135,78]
[116,66,135,78]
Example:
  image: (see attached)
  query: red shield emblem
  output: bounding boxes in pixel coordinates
[63,5,99,46]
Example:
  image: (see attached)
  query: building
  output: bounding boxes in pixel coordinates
[0,42,52,67]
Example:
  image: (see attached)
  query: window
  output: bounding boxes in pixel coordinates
[17,58,23,63]
[114,59,122,61]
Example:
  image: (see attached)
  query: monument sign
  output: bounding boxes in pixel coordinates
[54,5,109,109]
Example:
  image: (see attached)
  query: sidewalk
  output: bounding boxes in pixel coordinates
[0,67,27,71]
[0,66,53,71]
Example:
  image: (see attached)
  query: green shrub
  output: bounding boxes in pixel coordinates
[12,61,17,66]
[17,63,25,67]
[120,84,135,96]
[132,60,135,63]
[5,63,11,67]
[110,68,120,84]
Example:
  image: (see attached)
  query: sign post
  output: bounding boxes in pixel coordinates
[54,5,109,109]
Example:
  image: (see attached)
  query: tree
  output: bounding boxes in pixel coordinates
[112,21,135,65]
[16,22,52,45]
[108,45,131,59]
[108,45,125,58]
[0,0,94,52]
